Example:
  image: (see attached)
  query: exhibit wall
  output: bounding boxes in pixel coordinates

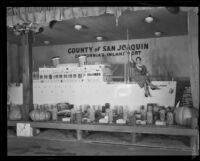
[7,35,191,83]
[33,35,190,78]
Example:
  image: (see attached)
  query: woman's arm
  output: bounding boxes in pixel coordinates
[129,54,136,67]
[143,65,149,75]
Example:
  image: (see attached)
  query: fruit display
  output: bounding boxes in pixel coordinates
[29,109,51,121]
[174,106,198,127]
[131,104,177,127]
[27,101,199,129]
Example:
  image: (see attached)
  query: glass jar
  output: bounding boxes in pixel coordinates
[89,107,95,122]
[153,104,159,113]
[76,111,82,124]
[147,104,153,112]
[108,109,113,124]
[52,106,58,121]
[159,108,166,121]
[166,110,174,125]
[140,105,146,120]
[123,106,128,122]
[147,110,153,124]
[70,109,76,123]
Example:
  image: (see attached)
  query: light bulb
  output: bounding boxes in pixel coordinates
[44,40,50,44]
[74,24,82,30]
[145,15,154,23]
[155,31,161,36]
[96,36,103,41]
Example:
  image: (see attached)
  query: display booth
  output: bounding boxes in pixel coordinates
[7,7,199,155]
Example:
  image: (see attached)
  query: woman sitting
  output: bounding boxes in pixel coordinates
[129,55,159,97]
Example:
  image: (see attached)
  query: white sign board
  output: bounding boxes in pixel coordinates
[17,123,33,137]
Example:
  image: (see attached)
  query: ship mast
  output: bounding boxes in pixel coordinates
[125,28,130,83]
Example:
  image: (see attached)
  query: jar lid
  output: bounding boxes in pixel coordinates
[51,56,60,60]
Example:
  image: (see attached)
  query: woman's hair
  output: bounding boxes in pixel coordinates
[136,57,142,61]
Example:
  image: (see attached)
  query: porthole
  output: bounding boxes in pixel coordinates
[78,74,82,78]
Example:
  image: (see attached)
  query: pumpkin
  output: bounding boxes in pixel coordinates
[9,105,22,121]
[174,106,198,127]
[29,109,51,121]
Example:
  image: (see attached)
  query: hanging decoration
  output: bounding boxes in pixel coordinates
[11,22,44,36]
[126,28,130,83]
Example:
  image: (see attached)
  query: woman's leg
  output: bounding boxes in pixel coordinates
[145,77,159,90]
[144,83,151,97]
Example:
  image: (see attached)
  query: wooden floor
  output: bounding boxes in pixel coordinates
[7,136,194,156]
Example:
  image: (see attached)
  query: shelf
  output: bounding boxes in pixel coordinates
[7,121,198,136]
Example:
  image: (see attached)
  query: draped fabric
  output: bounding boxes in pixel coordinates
[7,7,165,27]
[7,7,198,28]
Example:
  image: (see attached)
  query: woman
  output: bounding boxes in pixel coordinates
[129,55,159,97]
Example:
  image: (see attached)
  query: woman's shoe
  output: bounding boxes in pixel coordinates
[145,93,148,97]
[151,86,160,90]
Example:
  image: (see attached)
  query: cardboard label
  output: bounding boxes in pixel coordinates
[17,123,33,137]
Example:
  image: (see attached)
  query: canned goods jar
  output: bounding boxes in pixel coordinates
[159,109,166,121]
[140,105,146,120]
[153,112,159,123]
[70,110,76,123]
[108,110,113,124]
[76,112,82,124]
[153,104,159,113]
[131,113,136,126]
[166,111,174,125]
[52,107,58,121]
[147,104,153,112]
[147,111,153,124]
[89,108,95,122]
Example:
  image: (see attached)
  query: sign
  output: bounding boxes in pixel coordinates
[17,123,33,137]
[67,41,150,59]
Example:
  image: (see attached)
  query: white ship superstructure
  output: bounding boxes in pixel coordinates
[35,63,112,83]
[10,63,176,108]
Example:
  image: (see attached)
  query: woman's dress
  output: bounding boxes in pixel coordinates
[129,61,150,88]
